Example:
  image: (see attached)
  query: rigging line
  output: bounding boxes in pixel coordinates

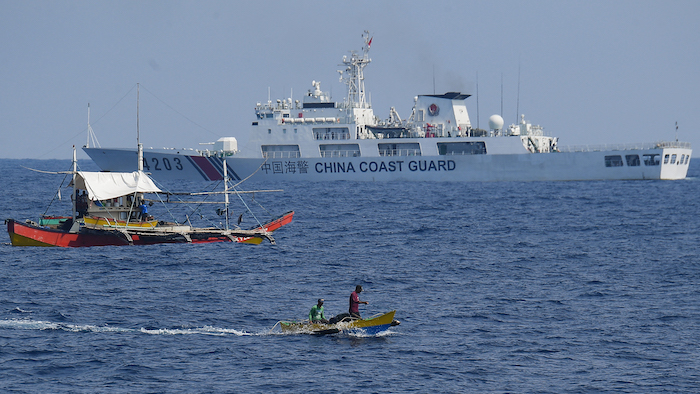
[232,185,265,229]
[250,192,273,218]
[150,177,217,224]
[232,158,269,189]
[186,179,226,228]
[20,166,71,175]
[139,84,220,137]
[35,84,138,159]
[42,172,70,218]
[41,159,75,217]
[91,84,138,126]
[147,178,185,223]
[152,190,183,225]
[168,178,225,228]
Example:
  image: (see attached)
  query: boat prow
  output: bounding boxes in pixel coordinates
[237,210,294,244]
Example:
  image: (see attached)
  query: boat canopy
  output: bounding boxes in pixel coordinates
[75,171,162,201]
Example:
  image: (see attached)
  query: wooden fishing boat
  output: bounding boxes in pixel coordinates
[6,218,276,247]
[6,147,292,247]
[279,310,399,335]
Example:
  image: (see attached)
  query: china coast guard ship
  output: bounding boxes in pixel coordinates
[84,32,691,182]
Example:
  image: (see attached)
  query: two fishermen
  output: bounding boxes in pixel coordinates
[308,285,369,323]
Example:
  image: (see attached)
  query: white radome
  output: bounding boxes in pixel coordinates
[488,114,504,131]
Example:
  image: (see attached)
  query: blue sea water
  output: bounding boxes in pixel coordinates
[1,158,699,393]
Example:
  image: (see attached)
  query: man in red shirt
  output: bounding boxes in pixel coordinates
[349,285,369,318]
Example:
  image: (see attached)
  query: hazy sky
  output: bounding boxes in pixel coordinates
[1,0,698,159]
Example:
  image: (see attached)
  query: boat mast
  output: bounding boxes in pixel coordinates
[70,145,79,233]
[85,103,101,148]
[137,83,143,172]
[223,159,229,231]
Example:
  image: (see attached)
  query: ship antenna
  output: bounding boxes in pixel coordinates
[85,103,101,148]
[340,31,372,109]
[676,121,678,142]
[500,73,503,118]
[86,103,90,148]
[137,82,143,172]
[476,71,480,130]
[516,62,521,124]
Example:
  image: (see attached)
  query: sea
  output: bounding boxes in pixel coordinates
[1,158,699,393]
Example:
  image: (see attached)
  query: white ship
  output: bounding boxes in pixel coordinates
[84,32,691,182]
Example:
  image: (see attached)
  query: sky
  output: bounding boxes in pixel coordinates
[1,0,698,159]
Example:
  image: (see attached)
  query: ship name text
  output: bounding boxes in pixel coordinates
[314,159,456,173]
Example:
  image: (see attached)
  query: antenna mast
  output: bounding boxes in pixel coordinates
[476,71,480,130]
[340,31,372,109]
[500,73,503,117]
[516,63,521,123]
[675,121,678,142]
[137,83,143,172]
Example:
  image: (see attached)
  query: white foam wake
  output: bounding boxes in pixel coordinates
[0,319,254,336]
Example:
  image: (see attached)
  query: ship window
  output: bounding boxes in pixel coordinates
[643,154,660,166]
[252,122,258,126]
[438,142,487,155]
[294,128,298,134]
[664,154,669,164]
[313,127,350,140]
[604,155,623,167]
[320,144,361,158]
[378,143,421,156]
[283,129,287,134]
[282,113,289,118]
[670,154,677,164]
[265,113,273,119]
[416,109,424,122]
[686,155,691,164]
[261,145,301,159]
[625,155,640,166]
[680,154,685,164]
[268,129,272,134]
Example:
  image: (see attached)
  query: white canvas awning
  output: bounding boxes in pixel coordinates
[75,171,162,201]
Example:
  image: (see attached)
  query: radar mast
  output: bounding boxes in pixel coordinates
[339,31,372,109]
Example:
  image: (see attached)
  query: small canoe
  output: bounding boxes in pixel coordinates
[280,310,398,336]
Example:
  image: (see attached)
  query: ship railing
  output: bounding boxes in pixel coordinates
[558,141,691,153]
[439,150,488,156]
[320,150,361,158]
[378,149,422,157]
[314,132,351,140]
[262,151,301,159]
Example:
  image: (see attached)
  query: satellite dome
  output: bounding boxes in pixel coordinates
[488,114,504,130]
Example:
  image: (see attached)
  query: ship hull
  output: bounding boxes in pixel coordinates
[84,146,691,182]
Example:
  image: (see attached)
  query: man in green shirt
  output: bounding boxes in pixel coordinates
[309,299,328,323]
